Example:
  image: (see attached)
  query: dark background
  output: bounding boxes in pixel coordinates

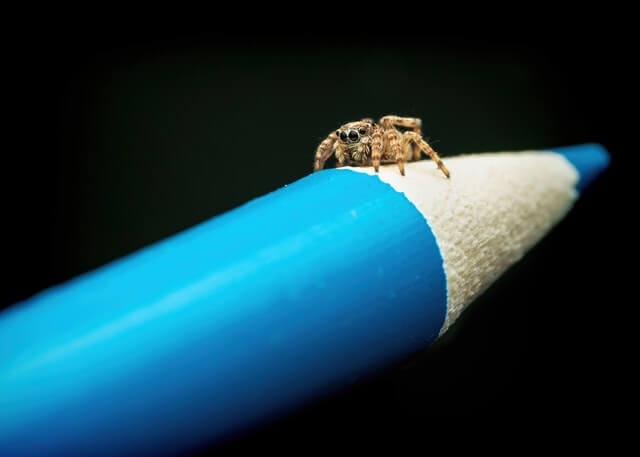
[3,16,632,453]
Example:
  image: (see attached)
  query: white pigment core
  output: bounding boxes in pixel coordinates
[341,151,579,335]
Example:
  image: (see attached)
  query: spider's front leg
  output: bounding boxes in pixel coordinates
[371,125,384,172]
[403,131,450,178]
[313,132,339,171]
[385,128,405,175]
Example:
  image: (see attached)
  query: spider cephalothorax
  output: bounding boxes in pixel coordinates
[313,115,450,178]
[335,120,376,164]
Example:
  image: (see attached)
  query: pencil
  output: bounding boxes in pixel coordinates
[0,143,609,455]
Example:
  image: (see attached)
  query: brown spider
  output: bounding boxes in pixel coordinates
[313,115,450,178]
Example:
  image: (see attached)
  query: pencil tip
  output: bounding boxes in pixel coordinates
[552,143,610,192]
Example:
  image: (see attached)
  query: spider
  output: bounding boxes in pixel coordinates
[313,115,450,178]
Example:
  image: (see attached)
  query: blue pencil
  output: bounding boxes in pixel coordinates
[0,143,609,456]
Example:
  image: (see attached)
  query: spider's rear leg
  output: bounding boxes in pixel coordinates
[403,131,450,178]
[380,115,422,160]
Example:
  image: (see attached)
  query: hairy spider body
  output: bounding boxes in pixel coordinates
[313,115,450,178]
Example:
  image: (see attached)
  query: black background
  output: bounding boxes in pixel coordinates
[3,13,633,453]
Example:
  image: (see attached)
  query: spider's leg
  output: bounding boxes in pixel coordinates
[314,132,338,171]
[384,128,405,175]
[411,122,422,161]
[334,143,347,167]
[371,125,384,172]
[380,115,422,160]
[403,131,450,178]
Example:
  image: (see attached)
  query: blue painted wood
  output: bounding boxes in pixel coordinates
[0,169,447,456]
[553,143,610,192]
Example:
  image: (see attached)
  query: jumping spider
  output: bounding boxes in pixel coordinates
[313,115,450,178]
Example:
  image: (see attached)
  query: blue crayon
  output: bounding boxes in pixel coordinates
[0,144,609,456]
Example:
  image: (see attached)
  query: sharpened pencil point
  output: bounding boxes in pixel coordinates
[553,143,610,192]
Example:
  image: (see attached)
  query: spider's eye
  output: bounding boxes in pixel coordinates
[358,128,367,135]
[336,130,340,137]
[340,131,348,141]
[348,131,359,141]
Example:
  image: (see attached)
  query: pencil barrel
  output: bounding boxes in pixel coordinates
[0,170,447,455]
